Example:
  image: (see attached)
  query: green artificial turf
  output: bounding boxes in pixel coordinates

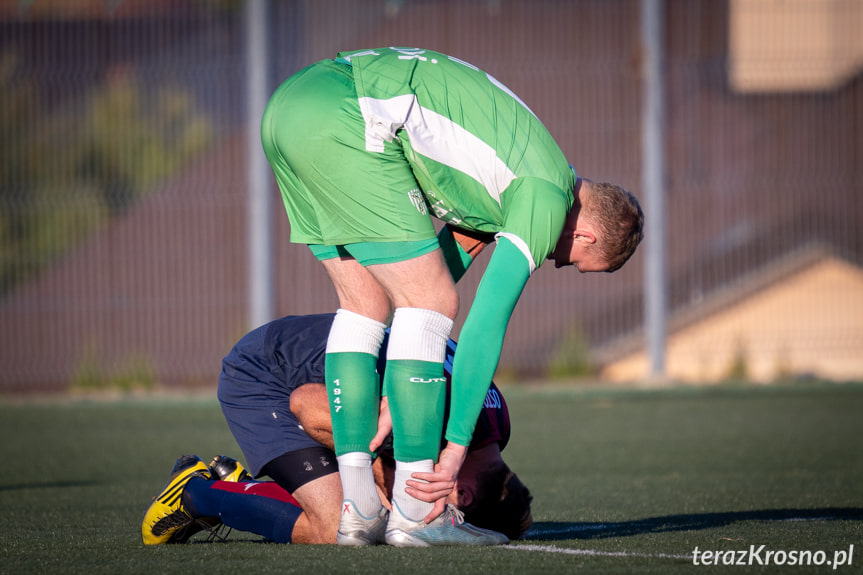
[1,382,861,574]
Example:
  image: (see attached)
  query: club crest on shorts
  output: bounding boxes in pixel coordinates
[408,188,427,215]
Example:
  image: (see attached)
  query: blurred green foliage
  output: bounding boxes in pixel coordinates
[70,340,157,393]
[0,50,212,295]
[546,324,596,379]
[725,337,750,382]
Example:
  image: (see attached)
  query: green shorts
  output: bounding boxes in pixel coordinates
[261,59,436,261]
[308,238,440,265]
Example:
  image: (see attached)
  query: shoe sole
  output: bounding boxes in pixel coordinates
[336,532,379,546]
[386,524,510,547]
[385,528,431,547]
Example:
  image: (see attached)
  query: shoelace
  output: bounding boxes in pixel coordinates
[441,504,465,526]
[202,521,233,543]
[152,510,192,535]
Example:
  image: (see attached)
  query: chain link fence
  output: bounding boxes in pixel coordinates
[1,0,860,391]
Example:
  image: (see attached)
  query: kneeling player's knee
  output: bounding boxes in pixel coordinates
[298,495,341,544]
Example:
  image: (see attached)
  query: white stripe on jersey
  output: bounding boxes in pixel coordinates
[357,94,415,153]
[358,95,517,206]
[485,73,539,120]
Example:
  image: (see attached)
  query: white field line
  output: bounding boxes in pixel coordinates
[505,544,692,561]
[510,514,846,560]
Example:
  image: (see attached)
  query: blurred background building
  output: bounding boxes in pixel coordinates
[0,0,860,391]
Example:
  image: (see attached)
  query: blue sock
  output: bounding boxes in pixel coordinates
[183,478,302,543]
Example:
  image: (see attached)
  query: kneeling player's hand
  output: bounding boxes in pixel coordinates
[405,442,468,522]
[369,396,392,453]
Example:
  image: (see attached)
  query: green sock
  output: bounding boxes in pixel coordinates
[325,351,380,456]
[386,358,446,462]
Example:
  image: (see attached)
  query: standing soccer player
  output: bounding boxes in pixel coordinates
[260,47,643,546]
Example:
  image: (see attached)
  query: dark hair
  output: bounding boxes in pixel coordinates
[461,461,533,540]
[586,182,644,272]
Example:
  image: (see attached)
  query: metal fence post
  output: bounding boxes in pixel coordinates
[246,0,274,330]
[642,0,667,379]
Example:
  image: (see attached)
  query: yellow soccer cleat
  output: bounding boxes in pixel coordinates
[208,455,253,482]
[141,455,211,545]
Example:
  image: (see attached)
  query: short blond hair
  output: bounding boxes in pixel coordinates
[583,182,644,272]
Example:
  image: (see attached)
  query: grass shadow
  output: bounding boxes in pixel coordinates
[525,508,863,541]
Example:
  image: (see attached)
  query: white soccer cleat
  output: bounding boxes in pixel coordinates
[336,500,388,546]
[385,503,509,547]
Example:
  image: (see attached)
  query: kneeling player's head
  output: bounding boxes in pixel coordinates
[460,460,533,540]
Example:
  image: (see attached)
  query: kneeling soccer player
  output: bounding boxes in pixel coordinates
[141,313,531,546]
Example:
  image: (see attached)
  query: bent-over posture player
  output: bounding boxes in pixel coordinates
[261,46,643,545]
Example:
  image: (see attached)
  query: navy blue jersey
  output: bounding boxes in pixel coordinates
[218,314,510,476]
[218,314,336,476]
[443,338,510,451]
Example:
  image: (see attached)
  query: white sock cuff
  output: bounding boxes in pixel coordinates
[395,459,434,473]
[326,309,387,355]
[386,308,454,363]
[337,452,373,468]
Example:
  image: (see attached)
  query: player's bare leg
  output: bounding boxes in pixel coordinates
[319,257,392,544]
[363,250,464,541]
[320,256,392,323]
[287,473,343,544]
[321,249,459,544]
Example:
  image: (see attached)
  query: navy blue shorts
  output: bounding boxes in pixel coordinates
[217,327,324,478]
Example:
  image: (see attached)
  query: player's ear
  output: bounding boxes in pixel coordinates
[457,482,475,508]
[573,229,597,244]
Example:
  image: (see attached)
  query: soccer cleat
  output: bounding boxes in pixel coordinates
[167,515,224,545]
[336,500,389,546]
[141,455,211,545]
[169,455,252,544]
[385,503,509,547]
[208,455,253,482]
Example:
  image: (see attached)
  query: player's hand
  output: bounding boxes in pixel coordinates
[405,442,468,523]
[369,396,392,452]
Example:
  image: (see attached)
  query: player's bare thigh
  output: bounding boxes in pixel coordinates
[321,248,459,321]
[320,257,392,323]
[366,249,459,319]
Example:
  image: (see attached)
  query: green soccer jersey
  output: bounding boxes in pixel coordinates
[338,47,575,269]
[337,47,576,446]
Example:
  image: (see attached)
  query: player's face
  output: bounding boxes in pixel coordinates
[570,247,611,273]
[548,232,610,273]
[455,443,501,507]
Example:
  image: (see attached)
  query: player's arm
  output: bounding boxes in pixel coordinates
[292,382,392,453]
[443,236,530,446]
[437,225,494,283]
[408,180,568,518]
[289,383,335,450]
[446,177,569,445]
[406,238,530,517]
